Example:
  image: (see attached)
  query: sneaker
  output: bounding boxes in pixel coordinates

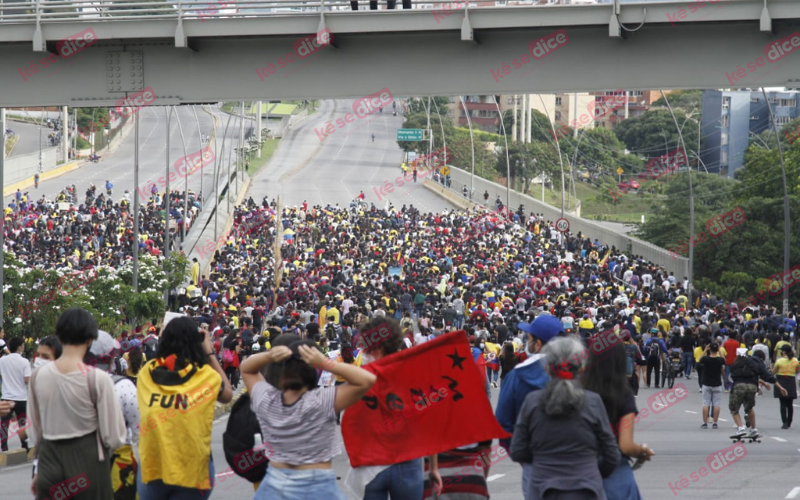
[698,388,702,393]
[733,428,747,437]
[782,424,789,429]
[701,423,708,429]
[712,423,718,429]
[747,429,759,438]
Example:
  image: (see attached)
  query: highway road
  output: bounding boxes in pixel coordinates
[2,105,253,224]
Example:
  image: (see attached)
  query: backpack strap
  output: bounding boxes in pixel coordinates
[87,368,106,461]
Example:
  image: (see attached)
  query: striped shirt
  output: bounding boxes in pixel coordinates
[250,381,340,465]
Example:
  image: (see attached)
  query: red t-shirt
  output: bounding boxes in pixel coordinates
[723,339,739,365]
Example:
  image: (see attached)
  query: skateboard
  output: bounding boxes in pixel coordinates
[730,433,762,443]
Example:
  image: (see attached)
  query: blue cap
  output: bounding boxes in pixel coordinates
[518,315,564,344]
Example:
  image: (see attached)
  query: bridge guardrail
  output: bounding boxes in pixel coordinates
[0,0,724,24]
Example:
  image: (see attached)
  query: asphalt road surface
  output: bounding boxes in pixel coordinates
[6,120,52,158]
[3,105,251,218]
[5,382,800,499]
[249,99,455,214]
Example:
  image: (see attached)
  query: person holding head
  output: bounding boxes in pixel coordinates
[136,316,233,499]
[241,330,376,499]
[511,336,621,500]
[583,339,653,499]
[772,344,800,429]
[495,314,564,499]
[28,308,128,500]
[0,336,32,452]
[342,317,442,499]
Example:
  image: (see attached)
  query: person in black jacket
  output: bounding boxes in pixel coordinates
[729,350,787,438]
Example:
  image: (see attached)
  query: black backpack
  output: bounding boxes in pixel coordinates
[730,356,756,381]
[647,340,661,360]
[222,394,269,483]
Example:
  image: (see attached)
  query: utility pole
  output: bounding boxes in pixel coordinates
[0,108,5,324]
[164,107,172,260]
[256,100,262,158]
[512,95,517,142]
[762,88,791,315]
[133,109,140,292]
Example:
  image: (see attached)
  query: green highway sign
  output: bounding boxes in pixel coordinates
[397,128,424,141]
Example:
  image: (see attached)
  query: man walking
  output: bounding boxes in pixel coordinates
[698,343,726,429]
[496,315,564,500]
[645,332,668,389]
[0,337,31,451]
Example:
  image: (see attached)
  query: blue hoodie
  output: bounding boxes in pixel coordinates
[495,353,550,452]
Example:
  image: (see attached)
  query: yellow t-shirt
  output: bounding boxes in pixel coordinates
[657,319,671,334]
[137,360,221,490]
[774,357,799,377]
[694,346,704,363]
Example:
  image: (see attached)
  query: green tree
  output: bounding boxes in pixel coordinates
[614,109,699,161]
[651,90,703,112]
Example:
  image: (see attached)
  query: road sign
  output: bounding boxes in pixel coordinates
[616,167,624,175]
[555,218,570,233]
[440,166,450,176]
[397,129,424,141]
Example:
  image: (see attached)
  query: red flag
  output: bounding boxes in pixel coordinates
[342,331,510,468]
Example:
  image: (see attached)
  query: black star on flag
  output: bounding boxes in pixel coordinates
[447,349,466,370]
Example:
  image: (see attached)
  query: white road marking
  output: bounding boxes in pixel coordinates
[785,486,800,498]
[718,418,728,422]
[214,470,236,479]
[772,437,788,443]
[794,404,800,408]
[486,474,505,482]
[684,410,698,414]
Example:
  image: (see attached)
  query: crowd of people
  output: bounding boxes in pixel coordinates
[0,187,798,499]
[3,184,202,271]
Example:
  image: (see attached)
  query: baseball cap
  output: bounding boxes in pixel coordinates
[518,315,564,343]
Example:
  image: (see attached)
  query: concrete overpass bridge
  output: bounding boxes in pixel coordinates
[0,0,798,107]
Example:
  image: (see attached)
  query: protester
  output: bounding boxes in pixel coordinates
[772,344,800,429]
[34,337,62,366]
[0,336,31,452]
[583,341,654,499]
[510,336,621,499]
[697,343,726,429]
[28,308,127,500]
[136,316,233,499]
[496,315,564,499]
[241,332,376,499]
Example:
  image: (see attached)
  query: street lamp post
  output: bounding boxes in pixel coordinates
[459,96,476,201]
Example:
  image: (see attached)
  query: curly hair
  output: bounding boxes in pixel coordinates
[358,317,405,356]
[155,317,206,370]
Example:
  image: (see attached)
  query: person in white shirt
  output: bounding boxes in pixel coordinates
[0,336,31,451]
[0,327,10,356]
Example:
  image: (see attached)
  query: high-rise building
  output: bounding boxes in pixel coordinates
[701,90,799,177]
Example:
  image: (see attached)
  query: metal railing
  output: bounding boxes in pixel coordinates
[0,0,698,24]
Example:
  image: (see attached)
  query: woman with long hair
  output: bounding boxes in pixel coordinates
[772,344,800,429]
[511,336,621,499]
[136,316,233,499]
[582,341,654,500]
[499,342,518,387]
[29,308,127,500]
[241,332,376,498]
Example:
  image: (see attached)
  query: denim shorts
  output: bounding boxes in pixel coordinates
[255,467,344,500]
[702,385,722,407]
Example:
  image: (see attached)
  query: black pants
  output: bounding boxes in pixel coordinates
[0,400,27,451]
[646,358,661,388]
[780,398,794,426]
[629,371,639,396]
[225,366,239,389]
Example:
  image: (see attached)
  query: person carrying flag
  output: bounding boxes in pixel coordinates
[495,314,564,500]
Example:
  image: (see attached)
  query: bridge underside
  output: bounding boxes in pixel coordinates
[0,4,799,106]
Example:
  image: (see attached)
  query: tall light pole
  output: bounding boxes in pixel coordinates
[492,95,511,211]
[164,107,173,259]
[536,95,567,218]
[761,88,791,315]
[661,90,694,306]
[459,96,476,201]
[132,108,140,292]
[191,105,204,203]
[175,108,190,242]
